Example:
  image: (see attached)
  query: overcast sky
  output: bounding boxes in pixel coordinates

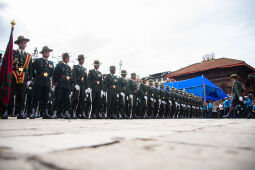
[0,0,254,77]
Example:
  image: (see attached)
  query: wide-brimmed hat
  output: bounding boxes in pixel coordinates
[148,79,153,84]
[131,73,136,78]
[40,46,53,53]
[141,77,147,81]
[230,74,239,79]
[62,52,70,60]
[110,66,116,71]
[93,60,101,66]
[121,70,127,75]
[78,54,86,60]
[14,35,30,44]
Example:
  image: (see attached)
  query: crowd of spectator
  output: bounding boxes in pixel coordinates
[203,94,255,118]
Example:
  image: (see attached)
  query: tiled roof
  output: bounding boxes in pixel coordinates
[168,58,254,77]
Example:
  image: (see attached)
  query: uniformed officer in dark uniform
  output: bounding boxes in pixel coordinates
[116,70,128,118]
[52,53,72,119]
[153,82,160,118]
[71,54,87,119]
[3,36,32,119]
[138,78,148,119]
[104,66,118,119]
[30,46,54,119]
[164,85,172,118]
[87,60,103,119]
[127,73,138,119]
[159,83,166,118]
[224,74,246,118]
[147,80,155,119]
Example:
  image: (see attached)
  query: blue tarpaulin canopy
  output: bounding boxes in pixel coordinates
[164,75,227,101]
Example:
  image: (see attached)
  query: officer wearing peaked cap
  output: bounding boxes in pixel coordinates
[147,79,155,118]
[71,54,88,119]
[138,77,148,118]
[30,46,54,119]
[116,70,128,118]
[127,73,138,118]
[103,66,118,119]
[87,60,103,119]
[52,53,72,119]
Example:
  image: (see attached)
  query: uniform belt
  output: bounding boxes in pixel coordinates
[37,72,48,77]
[93,80,100,84]
[61,75,71,80]
[109,85,116,89]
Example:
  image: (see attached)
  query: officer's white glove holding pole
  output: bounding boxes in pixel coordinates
[75,85,80,91]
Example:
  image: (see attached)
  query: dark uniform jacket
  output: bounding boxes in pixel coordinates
[232,80,243,101]
[53,62,72,89]
[32,58,54,87]
[127,79,138,96]
[12,49,32,83]
[138,83,148,99]
[72,64,87,89]
[87,69,102,92]
[116,77,128,94]
[104,74,117,93]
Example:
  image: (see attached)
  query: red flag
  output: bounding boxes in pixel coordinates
[0,23,14,112]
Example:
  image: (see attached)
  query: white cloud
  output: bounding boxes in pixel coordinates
[0,0,254,77]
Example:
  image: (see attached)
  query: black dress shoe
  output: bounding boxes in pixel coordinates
[30,109,36,119]
[2,110,9,119]
[52,111,58,119]
[63,111,71,119]
[42,110,52,119]
[223,113,230,118]
[246,114,253,119]
[17,113,26,119]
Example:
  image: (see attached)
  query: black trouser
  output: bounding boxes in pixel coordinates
[25,94,33,116]
[107,91,117,118]
[139,98,146,118]
[229,98,245,117]
[53,87,70,112]
[92,90,101,118]
[8,80,26,114]
[71,87,85,115]
[31,85,50,112]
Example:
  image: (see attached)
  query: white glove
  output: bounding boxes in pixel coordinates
[151,98,154,101]
[26,80,32,87]
[239,96,243,102]
[101,90,104,97]
[117,94,119,98]
[130,95,133,99]
[120,92,125,97]
[85,88,91,93]
[75,85,80,91]
[144,96,148,100]
[159,99,162,103]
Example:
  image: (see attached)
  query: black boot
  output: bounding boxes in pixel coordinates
[42,109,52,119]
[52,110,58,119]
[2,110,9,119]
[63,111,71,119]
[223,113,230,118]
[30,108,36,119]
[72,110,77,119]
[16,109,26,119]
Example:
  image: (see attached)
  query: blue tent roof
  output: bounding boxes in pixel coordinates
[164,75,227,101]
